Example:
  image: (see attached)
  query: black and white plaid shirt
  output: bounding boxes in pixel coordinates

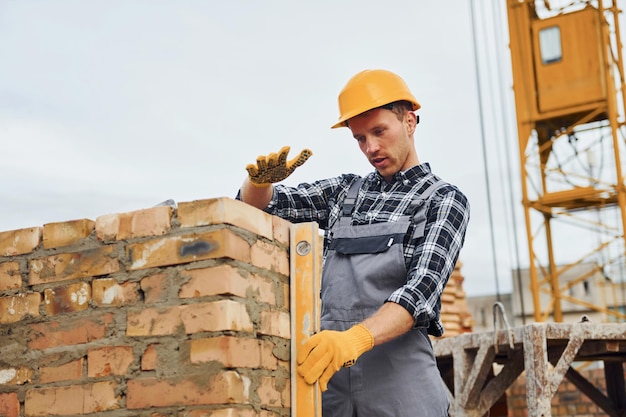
[247,163,470,337]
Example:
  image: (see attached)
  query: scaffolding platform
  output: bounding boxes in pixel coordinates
[433,321,626,417]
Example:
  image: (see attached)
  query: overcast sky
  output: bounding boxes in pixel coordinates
[1,0,530,296]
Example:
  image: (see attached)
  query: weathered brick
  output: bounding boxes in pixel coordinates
[126,228,251,271]
[180,300,254,334]
[183,409,279,417]
[88,345,134,377]
[43,282,91,315]
[0,227,41,256]
[39,358,84,383]
[189,336,278,370]
[127,300,254,337]
[0,261,21,291]
[29,246,119,285]
[24,381,120,416]
[42,219,94,249]
[258,310,290,339]
[0,292,41,324]
[178,197,273,240]
[0,392,19,417]
[281,282,290,310]
[28,313,114,350]
[141,344,159,370]
[126,305,182,337]
[140,272,169,304]
[92,278,139,306]
[95,206,172,241]
[126,371,250,409]
[0,367,33,385]
[250,240,289,276]
[179,265,276,305]
[257,375,290,408]
[271,215,291,247]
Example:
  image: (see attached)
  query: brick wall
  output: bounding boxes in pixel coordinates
[0,198,292,417]
[0,196,474,417]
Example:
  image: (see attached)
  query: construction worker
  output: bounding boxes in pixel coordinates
[238,69,470,416]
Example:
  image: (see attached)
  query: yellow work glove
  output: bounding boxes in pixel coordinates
[246,146,313,187]
[296,324,374,392]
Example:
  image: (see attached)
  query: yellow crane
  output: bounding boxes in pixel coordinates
[507,0,626,323]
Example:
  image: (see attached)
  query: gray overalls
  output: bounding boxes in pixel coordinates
[321,178,450,417]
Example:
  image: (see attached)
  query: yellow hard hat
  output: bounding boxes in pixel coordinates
[331,69,421,129]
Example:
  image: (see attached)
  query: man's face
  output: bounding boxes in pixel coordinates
[348,108,417,182]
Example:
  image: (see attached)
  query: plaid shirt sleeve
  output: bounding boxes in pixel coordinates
[254,175,355,230]
[386,184,470,336]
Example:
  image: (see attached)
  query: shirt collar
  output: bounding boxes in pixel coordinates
[371,162,432,186]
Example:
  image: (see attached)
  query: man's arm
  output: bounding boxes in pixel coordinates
[361,302,414,346]
[239,179,273,210]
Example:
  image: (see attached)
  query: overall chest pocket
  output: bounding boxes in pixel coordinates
[329,232,406,255]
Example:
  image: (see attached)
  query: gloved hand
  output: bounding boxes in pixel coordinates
[296,324,374,392]
[246,146,313,187]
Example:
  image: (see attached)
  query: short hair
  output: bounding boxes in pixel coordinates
[346,100,414,127]
[380,100,414,122]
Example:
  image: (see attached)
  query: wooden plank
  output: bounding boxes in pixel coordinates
[290,222,322,417]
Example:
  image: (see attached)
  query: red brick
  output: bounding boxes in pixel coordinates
[28,313,114,350]
[42,219,94,249]
[0,293,41,324]
[183,409,278,417]
[179,265,276,305]
[0,227,41,256]
[271,215,291,247]
[95,206,172,241]
[251,240,289,275]
[180,300,254,334]
[126,305,182,337]
[189,336,278,369]
[141,344,159,370]
[126,228,251,271]
[39,358,84,383]
[92,278,139,306]
[88,345,134,377]
[258,310,290,338]
[140,272,169,304]
[178,197,273,240]
[281,282,290,310]
[257,376,290,408]
[0,392,19,417]
[43,282,91,315]
[127,300,253,337]
[127,371,249,409]
[0,261,21,291]
[29,246,119,285]
[25,381,120,416]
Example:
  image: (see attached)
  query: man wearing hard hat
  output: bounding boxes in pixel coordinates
[238,69,470,416]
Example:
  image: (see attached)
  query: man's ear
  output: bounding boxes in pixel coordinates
[405,111,418,134]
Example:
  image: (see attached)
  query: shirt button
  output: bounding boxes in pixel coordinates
[403,179,410,185]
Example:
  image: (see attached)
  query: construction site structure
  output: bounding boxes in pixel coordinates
[507,0,626,323]
[431,1,626,416]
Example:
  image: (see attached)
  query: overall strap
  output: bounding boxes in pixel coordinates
[342,177,365,217]
[416,179,446,204]
[411,179,446,239]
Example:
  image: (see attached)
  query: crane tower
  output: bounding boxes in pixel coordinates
[506,0,626,322]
